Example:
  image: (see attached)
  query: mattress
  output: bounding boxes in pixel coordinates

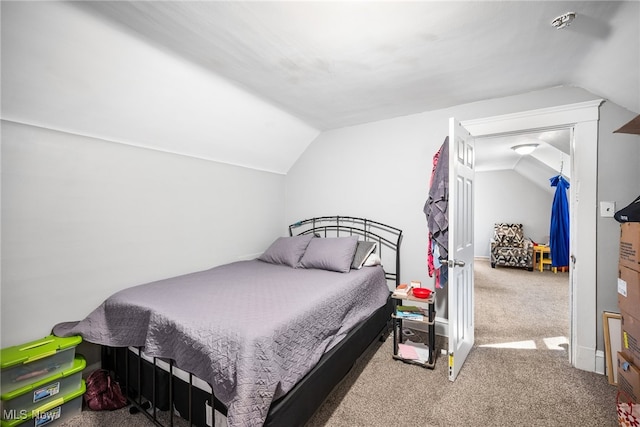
[53,259,389,427]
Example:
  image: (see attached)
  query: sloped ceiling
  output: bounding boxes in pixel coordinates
[72,1,640,129]
[476,129,571,192]
[1,1,320,174]
[2,1,638,174]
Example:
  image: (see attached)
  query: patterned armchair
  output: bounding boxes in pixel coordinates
[490,223,534,271]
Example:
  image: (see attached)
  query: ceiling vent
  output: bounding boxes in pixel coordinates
[551,12,576,30]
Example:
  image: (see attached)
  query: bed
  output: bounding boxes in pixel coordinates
[52,216,402,427]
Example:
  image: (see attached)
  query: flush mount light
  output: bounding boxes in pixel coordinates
[551,12,576,29]
[511,144,539,155]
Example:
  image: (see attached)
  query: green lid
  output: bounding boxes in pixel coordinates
[1,356,86,401]
[0,335,82,369]
[0,380,85,427]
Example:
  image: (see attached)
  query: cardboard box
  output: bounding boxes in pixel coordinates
[618,351,640,403]
[621,311,640,365]
[614,114,640,135]
[620,222,640,273]
[619,265,640,319]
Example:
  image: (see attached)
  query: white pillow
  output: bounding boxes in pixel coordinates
[363,252,382,267]
[351,241,378,270]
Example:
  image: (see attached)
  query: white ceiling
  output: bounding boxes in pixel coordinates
[476,128,571,192]
[73,1,639,130]
[2,1,638,174]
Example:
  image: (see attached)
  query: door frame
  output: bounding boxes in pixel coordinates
[461,99,603,373]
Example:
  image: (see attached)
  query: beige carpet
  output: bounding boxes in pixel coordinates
[306,259,616,426]
[60,259,617,426]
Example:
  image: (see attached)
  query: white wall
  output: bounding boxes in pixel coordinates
[474,169,553,258]
[0,0,320,348]
[1,1,319,175]
[1,121,286,347]
[285,86,639,342]
[596,102,640,330]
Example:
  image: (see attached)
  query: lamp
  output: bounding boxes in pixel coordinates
[511,143,539,155]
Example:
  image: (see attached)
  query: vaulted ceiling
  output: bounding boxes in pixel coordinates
[72,1,639,129]
[476,128,571,193]
[2,1,638,174]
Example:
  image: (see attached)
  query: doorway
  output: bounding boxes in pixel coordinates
[473,128,571,353]
[460,99,603,372]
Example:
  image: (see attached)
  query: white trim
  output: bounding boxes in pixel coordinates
[595,349,606,376]
[462,100,603,135]
[237,253,263,261]
[84,361,102,379]
[462,99,604,374]
[435,316,449,343]
[411,316,448,338]
[1,118,288,175]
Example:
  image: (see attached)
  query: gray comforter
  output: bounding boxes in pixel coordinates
[53,260,389,426]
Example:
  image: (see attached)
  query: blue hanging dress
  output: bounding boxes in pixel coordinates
[549,175,570,268]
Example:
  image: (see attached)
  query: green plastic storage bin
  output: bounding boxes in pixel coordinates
[1,356,86,420]
[0,380,85,427]
[0,336,82,396]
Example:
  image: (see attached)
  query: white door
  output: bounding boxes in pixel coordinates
[447,117,475,381]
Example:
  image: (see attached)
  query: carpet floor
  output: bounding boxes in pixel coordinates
[59,259,617,426]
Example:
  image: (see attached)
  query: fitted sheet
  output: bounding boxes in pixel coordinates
[53,260,389,427]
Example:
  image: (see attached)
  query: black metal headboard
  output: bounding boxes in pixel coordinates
[289,216,403,287]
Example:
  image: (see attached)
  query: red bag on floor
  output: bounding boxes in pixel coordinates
[84,369,128,411]
[618,391,640,427]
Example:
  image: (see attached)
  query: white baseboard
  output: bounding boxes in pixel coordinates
[83,361,102,379]
[595,349,605,375]
[574,345,597,373]
[435,316,448,338]
[237,252,262,261]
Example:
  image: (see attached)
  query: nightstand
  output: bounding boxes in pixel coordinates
[391,291,436,369]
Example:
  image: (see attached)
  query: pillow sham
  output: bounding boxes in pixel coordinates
[351,241,378,270]
[363,252,382,267]
[258,234,314,268]
[299,235,359,273]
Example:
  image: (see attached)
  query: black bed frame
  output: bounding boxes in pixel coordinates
[102,216,402,427]
[288,215,402,286]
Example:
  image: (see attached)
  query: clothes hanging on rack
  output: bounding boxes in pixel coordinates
[426,146,441,280]
[549,175,570,268]
[424,137,449,288]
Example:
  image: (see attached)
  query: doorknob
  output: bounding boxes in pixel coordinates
[571,255,576,264]
[448,259,466,268]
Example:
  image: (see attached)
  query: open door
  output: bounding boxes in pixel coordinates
[447,117,475,381]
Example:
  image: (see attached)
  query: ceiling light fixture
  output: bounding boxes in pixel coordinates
[512,144,539,155]
[551,12,576,29]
